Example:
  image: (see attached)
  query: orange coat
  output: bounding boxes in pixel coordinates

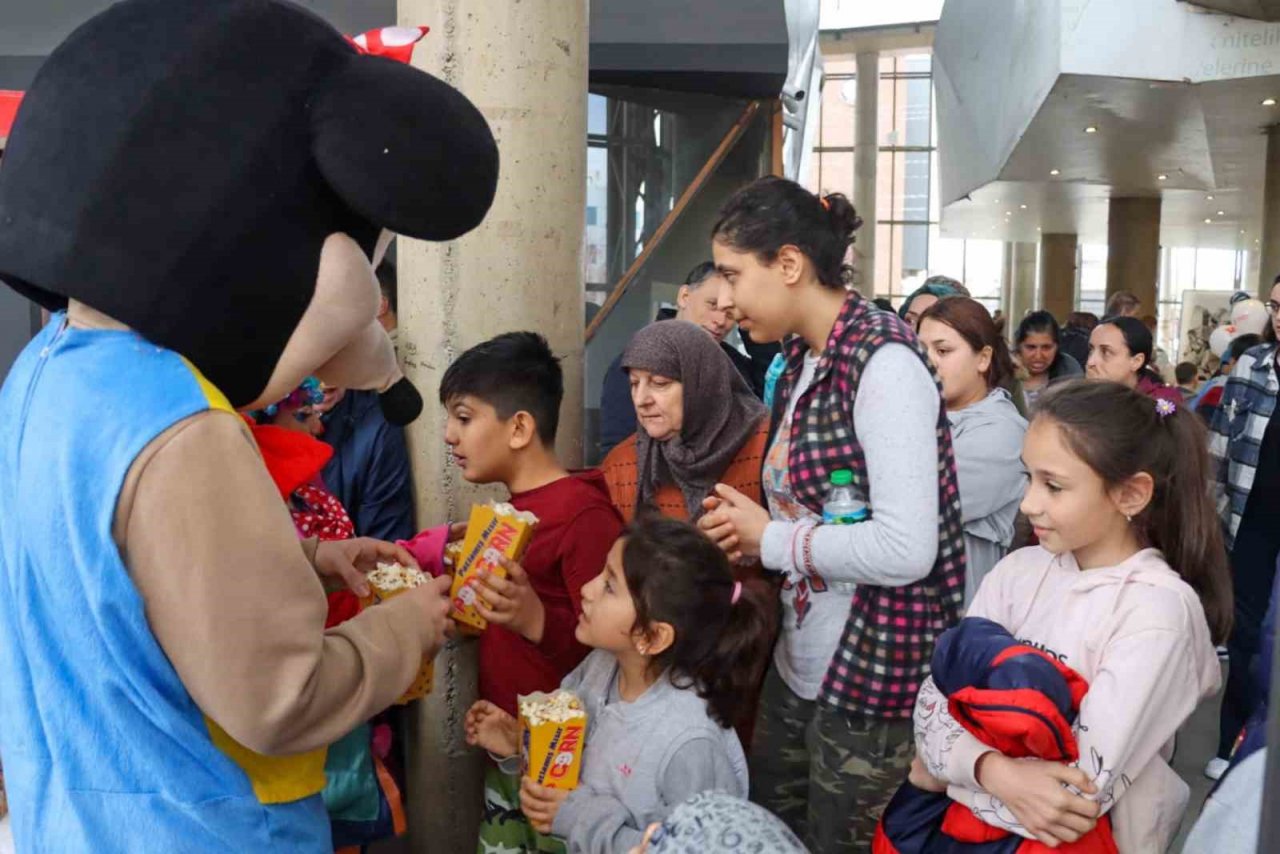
[599,421,770,523]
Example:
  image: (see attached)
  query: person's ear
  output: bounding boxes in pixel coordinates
[1109,471,1154,522]
[636,621,676,658]
[977,345,993,376]
[676,285,691,310]
[507,410,538,451]
[776,245,806,287]
[1130,352,1147,376]
[377,295,391,320]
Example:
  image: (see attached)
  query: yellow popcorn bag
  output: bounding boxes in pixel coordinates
[449,501,539,631]
[361,562,434,704]
[519,690,587,790]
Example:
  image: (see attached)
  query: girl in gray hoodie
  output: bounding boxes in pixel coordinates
[919,298,1029,604]
[464,515,773,853]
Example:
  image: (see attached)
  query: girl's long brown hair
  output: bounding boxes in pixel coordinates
[1037,382,1233,643]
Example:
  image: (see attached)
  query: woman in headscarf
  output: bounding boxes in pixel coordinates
[601,320,770,528]
[600,320,773,748]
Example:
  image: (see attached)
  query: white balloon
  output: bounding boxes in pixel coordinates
[1209,324,1238,358]
[1231,298,1269,336]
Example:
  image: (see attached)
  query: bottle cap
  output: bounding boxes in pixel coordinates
[830,469,853,486]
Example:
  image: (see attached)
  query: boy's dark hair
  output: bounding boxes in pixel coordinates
[1016,310,1062,345]
[712,175,862,290]
[1175,361,1197,385]
[1036,382,1232,643]
[621,514,771,730]
[1226,333,1263,368]
[439,332,563,445]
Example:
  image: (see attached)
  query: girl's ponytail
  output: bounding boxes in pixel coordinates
[1037,382,1233,644]
[1147,402,1233,642]
[621,514,773,729]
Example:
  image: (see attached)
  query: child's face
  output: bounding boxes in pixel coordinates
[443,394,514,485]
[1019,417,1129,564]
[575,539,640,653]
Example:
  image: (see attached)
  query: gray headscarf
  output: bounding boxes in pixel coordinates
[621,321,767,520]
[645,792,808,853]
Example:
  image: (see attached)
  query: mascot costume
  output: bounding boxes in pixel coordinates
[0,1,497,850]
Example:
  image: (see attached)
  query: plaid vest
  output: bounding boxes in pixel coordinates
[768,294,966,718]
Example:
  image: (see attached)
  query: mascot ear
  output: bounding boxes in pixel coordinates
[380,376,424,426]
[310,55,499,241]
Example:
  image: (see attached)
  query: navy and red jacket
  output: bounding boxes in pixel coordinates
[874,617,1118,854]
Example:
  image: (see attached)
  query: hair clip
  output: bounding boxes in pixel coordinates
[1155,398,1176,419]
[819,196,831,212]
[731,581,743,605]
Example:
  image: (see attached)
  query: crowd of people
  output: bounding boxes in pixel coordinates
[190,174,1273,853]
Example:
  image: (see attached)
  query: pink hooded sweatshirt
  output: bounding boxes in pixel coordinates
[914,546,1220,854]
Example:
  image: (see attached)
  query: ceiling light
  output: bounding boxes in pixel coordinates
[1005,210,1013,215]
[993,198,1000,204]
[1218,210,1226,216]
[1157,174,1168,181]
[1084,126,1098,133]
[1264,98,1277,106]
[1050,169,1060,176]
[1207,195,1215,201]
[1020,204,1028,209]
[1204,218,1213,224]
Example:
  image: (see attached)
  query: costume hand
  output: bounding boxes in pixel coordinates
[520,777,571,835]
[475,557,546,644]
[698,484,769,561]
[909,755,948,793]
[464,700,519,757]
[314,537,420,598]
[977,752,1099,847]
[408,574,455,651]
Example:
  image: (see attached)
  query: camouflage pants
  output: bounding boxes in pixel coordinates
[476,765,566,854]
[749,665,914,853]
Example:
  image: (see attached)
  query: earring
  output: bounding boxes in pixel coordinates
[1125,514,1132,524]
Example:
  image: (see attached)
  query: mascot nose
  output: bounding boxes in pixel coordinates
[380,375,423,426]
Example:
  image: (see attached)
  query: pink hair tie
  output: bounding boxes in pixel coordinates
[731,581,743,605]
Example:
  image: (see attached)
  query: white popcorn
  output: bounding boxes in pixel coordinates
[490,501,539,526]
[366,561,428,592]
[519,690,586,726]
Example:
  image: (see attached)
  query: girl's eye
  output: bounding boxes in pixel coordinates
[1046,482,1062,494]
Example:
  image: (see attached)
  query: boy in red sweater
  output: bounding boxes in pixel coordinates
[399,332,621,851]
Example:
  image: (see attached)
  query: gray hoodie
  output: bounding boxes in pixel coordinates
[551,650,748,853]
[947,387,1028,604]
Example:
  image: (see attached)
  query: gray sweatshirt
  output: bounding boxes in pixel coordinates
[947,387,1028,604]
[550,650,749,853]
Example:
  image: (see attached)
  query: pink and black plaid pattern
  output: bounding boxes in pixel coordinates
[768,295,966,719]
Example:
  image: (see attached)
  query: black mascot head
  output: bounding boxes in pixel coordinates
[0,0,498,424]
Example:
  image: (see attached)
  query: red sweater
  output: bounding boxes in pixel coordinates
[479,471,623,716]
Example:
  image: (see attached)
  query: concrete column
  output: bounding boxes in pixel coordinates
[854,51,878,293]
[396,2,588,851]
[1006,241,1038,324]
[1259,125,1280,295]
[1105,196,1161,314]
[1040,233,1078,321]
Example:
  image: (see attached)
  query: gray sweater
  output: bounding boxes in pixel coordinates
[948,387,1028,604]
[550,650,748,853]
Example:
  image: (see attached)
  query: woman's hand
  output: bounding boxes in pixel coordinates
[977,752,1100,847]
[909,755,948,793]
[520,777,571,835]
[697,484,770,562]
[475,557,546,644]
[314,537,420,598]
[628,823,662,854]
[464,700,519,757]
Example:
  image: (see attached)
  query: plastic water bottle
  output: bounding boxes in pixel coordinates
[822,469,868,525]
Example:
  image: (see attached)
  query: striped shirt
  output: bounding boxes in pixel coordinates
[1209,343,1279,548]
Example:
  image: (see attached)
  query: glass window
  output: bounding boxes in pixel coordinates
[583,145,607,285]
[587,93,607,136]
[820,76,856,149]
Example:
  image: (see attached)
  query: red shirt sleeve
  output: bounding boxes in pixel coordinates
[536,504,624,668]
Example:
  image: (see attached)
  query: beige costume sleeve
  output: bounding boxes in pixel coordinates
[116,409,428,755]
